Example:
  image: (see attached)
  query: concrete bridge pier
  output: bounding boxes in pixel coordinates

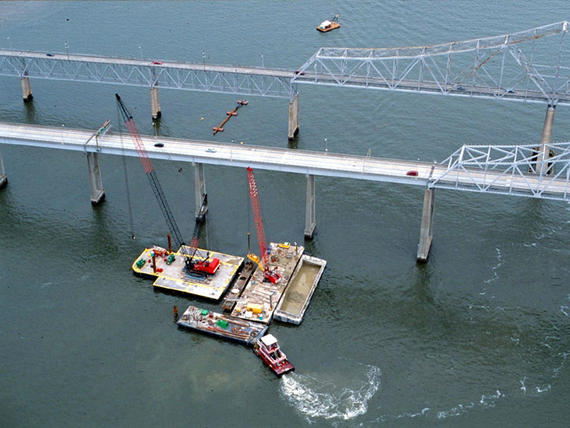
[0,151,7,188]
[86,152,105,204]
[288,94,299,140]
[194,162,208,222]
[417,187,435,262]
[536,104,555,175]
[150,86,162,120]
[304,174,316,239]
[20,76,33,103]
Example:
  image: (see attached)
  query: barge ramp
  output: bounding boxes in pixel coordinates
[221,260,256,312]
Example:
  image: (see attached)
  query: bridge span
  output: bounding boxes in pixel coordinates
[1,21,568,141]
[0,122,568,261]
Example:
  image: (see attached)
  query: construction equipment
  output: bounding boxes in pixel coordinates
[186,219,220,275]
[115,93,219,275]
[246,167,281,284]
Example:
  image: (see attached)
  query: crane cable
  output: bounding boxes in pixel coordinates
[117,103,136,240]
[247,169,251,253]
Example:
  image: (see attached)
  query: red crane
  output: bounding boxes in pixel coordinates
[246,167,281,284]
[115,94,219,275]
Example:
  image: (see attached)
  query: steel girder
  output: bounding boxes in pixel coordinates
[432,142,570,201]
[293,21,570,106]
[0,50,295,98]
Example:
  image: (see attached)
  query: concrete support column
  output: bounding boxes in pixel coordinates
[86,152,105,205]
[20,77,33,103]
[288,93,299,140]
[417,187,435,262]
[194,162,207,221]
[536,104,555,176]
[0,151,7,189]
[150,86,161,120]
[304,174,316,239]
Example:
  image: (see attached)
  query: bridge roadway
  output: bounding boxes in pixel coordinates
[0,122,567,200]
[0,49,294,78]
[0,49,558,104]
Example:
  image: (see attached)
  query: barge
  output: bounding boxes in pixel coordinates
[221,260,256,312]
[231,243,304,324]
[132,245,243,300]
[177,305,267,345]
[273,254,327,324]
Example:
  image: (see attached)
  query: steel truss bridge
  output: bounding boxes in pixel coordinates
[0,21,568,105]
[0,122,567,202]
[432,142,569,200]
[293,21,570,106]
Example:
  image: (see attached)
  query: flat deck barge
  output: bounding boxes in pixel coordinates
[132,245,243,300]
[273,255,327,324]
[231,243,304,324]
[221,260,256,312]
[177,305,267,345]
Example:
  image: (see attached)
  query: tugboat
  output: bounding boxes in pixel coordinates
[316,14,340,33]
[253,334,294,376]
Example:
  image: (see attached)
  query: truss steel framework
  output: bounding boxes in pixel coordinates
[0,50,296,98]
[0,22,568,105]
[432,142,570,201]
[293,21,570,106]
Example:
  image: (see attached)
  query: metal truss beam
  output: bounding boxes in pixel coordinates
[0,50,296,99]
[1,22,568,107]
[293,21,570,106]
[432,142,570,200]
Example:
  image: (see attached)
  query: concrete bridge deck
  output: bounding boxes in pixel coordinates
[0,122,567,199]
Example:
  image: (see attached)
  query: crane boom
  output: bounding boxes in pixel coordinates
[246,167,281,284]
[115,94,186,249]
[116,94,220,275]
[247,167,268,268]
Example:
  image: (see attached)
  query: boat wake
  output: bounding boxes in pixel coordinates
[279,362,380,422]
[483,247,503,286]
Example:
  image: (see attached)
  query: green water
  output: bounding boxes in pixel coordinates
[1,1,569,426]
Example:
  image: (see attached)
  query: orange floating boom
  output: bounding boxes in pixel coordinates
[212,101,247,135]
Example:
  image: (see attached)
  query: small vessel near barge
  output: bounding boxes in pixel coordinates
[253,334,294,376]
[317,14,340,32]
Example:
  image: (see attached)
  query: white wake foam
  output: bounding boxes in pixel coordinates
[279,364,381,421]
[483,247,503,285]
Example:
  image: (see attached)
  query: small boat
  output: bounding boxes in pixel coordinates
[253,334,294,376]
[317,14,340,32]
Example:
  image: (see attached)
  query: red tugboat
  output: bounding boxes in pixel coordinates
[253,334,294,376]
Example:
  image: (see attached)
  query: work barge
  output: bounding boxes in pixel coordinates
[132,241,326,344]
